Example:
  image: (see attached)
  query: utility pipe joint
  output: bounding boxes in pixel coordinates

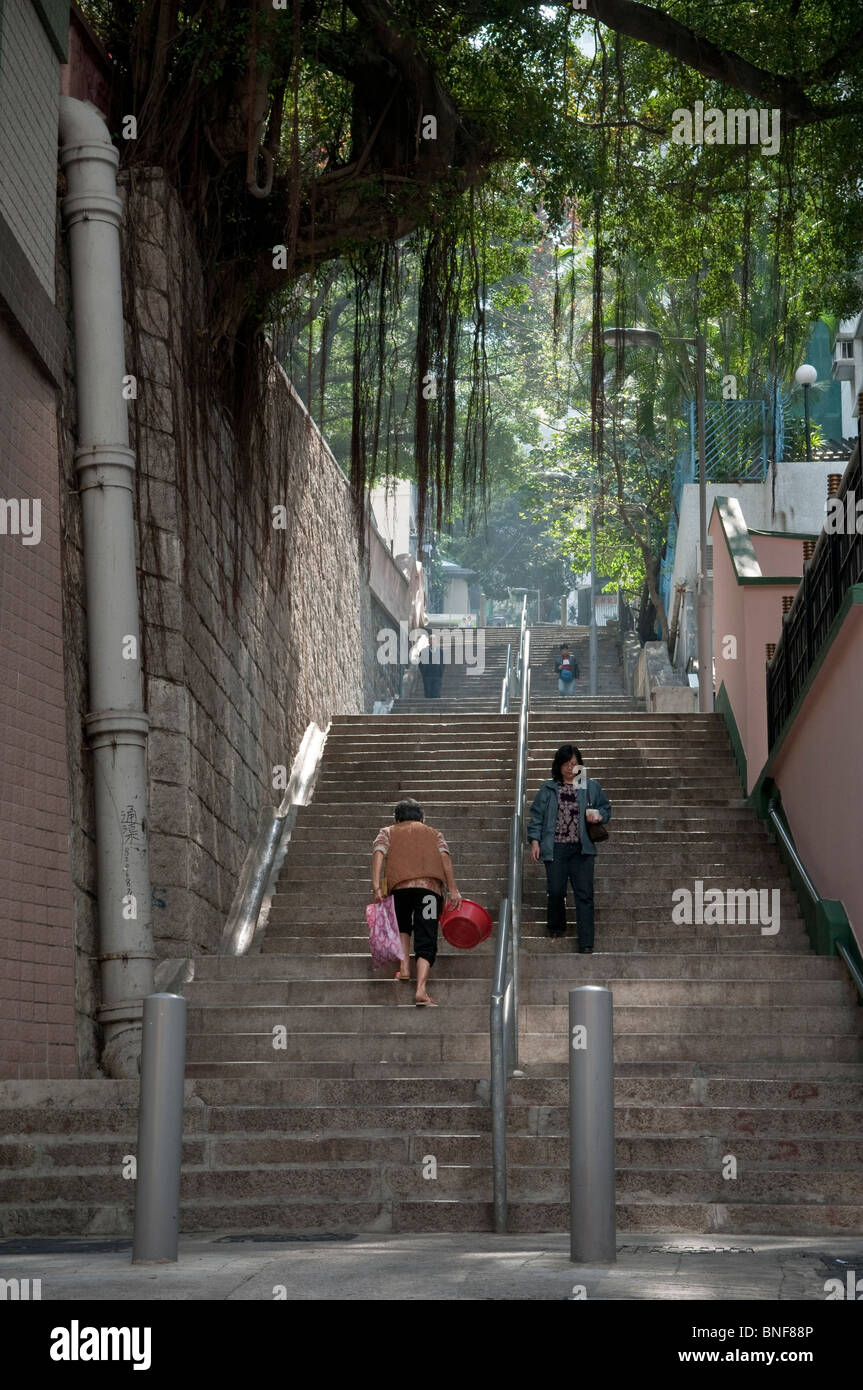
[75,446,137,493]
[84,710,150,745]
[61,189,124,230]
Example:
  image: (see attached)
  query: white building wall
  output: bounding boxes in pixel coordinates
[0,0,59,297]
[668,462,843,671]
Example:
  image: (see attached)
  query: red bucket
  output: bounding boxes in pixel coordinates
[440,898,493,949]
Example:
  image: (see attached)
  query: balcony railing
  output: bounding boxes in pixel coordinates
[767,443,863,747]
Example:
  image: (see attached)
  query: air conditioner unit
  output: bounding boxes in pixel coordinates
[833,339,855,381]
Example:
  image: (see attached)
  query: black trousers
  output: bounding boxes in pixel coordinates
[420,664,444,697]
[545,842,595,947]
[392,888,442,965]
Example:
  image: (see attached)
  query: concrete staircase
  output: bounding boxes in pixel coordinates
[392,622,635,715]
[505,711,863,1232]
[4,628,861,1238]
[173,711,517,1232]
[392,623,519,713]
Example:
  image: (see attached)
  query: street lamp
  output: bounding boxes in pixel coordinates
[602,327,712,712]
[539,469,599,696]
[794,363,817,462]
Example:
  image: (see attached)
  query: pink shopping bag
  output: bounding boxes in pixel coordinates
[366,895,402,969]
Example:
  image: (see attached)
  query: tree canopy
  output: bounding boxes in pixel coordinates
[83,0,863,573]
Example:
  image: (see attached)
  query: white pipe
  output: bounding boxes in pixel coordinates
[59,98,155,1078]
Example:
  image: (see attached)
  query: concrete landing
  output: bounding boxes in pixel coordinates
[2,1232,861,1301]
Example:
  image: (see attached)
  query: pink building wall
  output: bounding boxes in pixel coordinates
[770,605,863,949]
[742,587,798,786]
[710,510,799,791]
[750,534,807,578]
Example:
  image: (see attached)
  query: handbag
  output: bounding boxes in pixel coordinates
[585,782,609,844]
[365,894,402,969]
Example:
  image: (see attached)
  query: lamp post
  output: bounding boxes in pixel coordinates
[602,326,712,712]
[588,494,598,696]
[538,470,598,695]
[794,364,817,462]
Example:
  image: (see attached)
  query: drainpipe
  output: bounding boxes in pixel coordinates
[58,98,155,1078]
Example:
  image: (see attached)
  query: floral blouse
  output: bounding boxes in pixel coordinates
[554,782,581,845]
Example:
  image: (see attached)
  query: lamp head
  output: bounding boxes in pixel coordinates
[795,364,817,387]
[601,327,662,350]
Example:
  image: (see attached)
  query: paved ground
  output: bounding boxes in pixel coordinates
[1,1232,861,1301]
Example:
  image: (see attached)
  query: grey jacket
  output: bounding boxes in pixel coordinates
[527,776,612,861]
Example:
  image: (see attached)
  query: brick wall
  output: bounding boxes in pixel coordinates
[0,325,77,1079]
[0,0,60,298]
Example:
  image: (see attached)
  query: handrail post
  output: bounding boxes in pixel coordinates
[132,993,187,1264]
[569,985,616,1264]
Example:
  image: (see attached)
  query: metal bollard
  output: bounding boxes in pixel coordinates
[569,985,616,1263]
[132,993,187,1264]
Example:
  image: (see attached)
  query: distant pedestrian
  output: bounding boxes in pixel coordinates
[528,744,611,951]
[555,644,579,697]
[371,799,462,1005]
[419,628,445,698]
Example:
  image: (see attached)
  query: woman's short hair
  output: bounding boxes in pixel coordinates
[394,798,424,822]
[551,744,583,782]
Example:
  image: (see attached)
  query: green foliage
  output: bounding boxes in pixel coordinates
[80,0,863,608]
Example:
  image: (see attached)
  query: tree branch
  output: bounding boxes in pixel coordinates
[555,0,843,124]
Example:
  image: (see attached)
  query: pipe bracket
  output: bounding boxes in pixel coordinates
[98,951,158,963]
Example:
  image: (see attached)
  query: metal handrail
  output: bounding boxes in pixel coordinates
[766,800,819,905]
[490,629,531,1233]
[500,642,512,714]
[515,595,527,692]
[767,798,863,1002]
[837,942,863,1000]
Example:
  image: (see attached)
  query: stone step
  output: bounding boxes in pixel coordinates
[18,1196,861,1239]
[519,922,808,939]
[282,868,792,892]
[184,1030,863,1067]
[182,1061,493,1079]
[519,1003,861,1034]
[182,976,853,1008]
[260,934,499,953]
[371,1165,863,1204]
[519,1033,863,1063]
[188,950,849,982]
[8,1164,860,1210]
[506,1099,863,1136]
[508,1074,863,1105]
[184,1001,859,1039]
[186,1004,490,1033]
[185,1032,491,1065]
[259,932,810,954]
[497,1200,861,1234]
[520,978,853,1005]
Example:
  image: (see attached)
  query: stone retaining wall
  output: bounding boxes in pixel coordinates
[59,169,408,1069]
